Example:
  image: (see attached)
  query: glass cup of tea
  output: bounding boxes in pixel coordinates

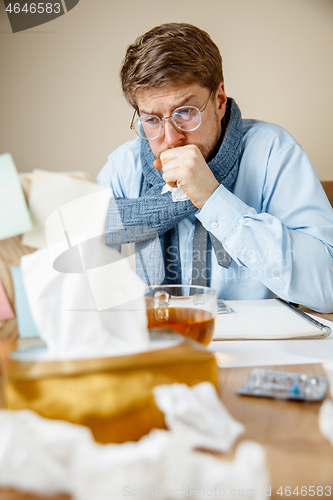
[145,285,217,346]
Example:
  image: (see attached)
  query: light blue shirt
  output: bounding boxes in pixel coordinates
[97,119,333,313]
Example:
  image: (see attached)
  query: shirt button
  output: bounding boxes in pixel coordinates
[211,221,218,229]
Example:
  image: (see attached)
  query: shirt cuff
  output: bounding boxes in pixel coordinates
[196,184,257,242]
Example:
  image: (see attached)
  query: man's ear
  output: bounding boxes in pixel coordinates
[215,82,227,118]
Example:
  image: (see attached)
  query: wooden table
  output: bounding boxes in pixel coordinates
[220,363,333,495]
[0,360,332,500]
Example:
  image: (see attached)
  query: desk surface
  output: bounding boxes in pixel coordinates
[1,362,332,500]
[220,363,333,494]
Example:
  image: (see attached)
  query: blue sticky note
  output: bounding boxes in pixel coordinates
[11,267,40,338]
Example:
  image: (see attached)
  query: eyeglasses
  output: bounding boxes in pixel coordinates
[130,90,213,140]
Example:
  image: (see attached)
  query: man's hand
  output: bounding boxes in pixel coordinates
[153,144,220,209]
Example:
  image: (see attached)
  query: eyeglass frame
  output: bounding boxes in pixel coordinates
[130,89,213,141]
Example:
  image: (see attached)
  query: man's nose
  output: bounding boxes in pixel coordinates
[163,119,186,146]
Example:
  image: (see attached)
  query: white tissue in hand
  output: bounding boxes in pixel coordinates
[21,246,149,360]
[0,409,269,500]
[153,382,245,452]
[161,183,189,201]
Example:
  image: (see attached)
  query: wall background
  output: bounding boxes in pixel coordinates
[0,0,332,180]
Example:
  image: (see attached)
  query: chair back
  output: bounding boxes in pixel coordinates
[321,181,333,208]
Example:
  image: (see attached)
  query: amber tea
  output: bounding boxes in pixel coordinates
[146,306,215,346]
[145,285,217,346]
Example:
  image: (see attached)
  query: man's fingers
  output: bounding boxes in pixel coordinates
[153,158,163,171]
[160,144,200,163]
[160,149,184,164]
[163,170,178,188]
[166,181,178,188]
[154,157,178,188]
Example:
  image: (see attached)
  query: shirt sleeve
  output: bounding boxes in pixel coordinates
[197,143,333,313]
[96,138,143,198]
[97,140,143,252]
[97,155,125,197]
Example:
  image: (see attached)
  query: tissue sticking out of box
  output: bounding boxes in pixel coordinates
[20,189,151,360]
[21,247,149,360]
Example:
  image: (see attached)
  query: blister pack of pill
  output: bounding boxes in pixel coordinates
[238,369,328,401]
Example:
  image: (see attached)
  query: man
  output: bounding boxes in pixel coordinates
[97,23,333,313]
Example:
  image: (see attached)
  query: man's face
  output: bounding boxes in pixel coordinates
[135,83,227,160]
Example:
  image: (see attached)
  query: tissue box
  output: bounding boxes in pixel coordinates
[1,335,218,444]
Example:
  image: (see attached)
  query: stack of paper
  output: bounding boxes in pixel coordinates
[22,169,105,248]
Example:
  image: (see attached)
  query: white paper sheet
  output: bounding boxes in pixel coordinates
[210,315,333,368]
[214,300,331,340]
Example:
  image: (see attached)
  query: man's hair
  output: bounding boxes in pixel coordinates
[120,23,223,109]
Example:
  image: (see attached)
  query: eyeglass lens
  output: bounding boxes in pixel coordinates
[134,106,202,140]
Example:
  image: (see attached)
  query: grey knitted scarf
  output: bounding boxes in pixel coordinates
[104,98,243,285]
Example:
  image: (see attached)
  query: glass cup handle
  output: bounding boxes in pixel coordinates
[154,291,170,322]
